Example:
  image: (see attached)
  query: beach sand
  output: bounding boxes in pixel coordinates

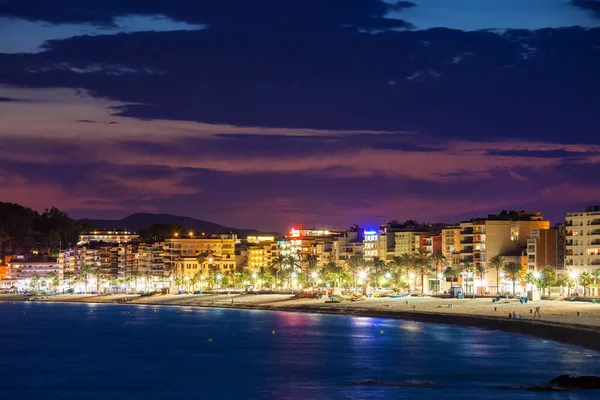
[3,293,599,350]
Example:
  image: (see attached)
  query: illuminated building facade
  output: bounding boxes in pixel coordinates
[79,230,139,244]
[565,206,600,275]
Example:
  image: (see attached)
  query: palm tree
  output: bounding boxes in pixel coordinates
[475,263,489,295]
[397,253,415,290]
[130,270,141,292]
[413,248,430,293]
[80,265,95,293]
[541,265,557,296]
[92,267,103,293]
[370,257,386,289]
[31,273,40,291]
[346,255,364,287]
[304,254,319,291]
[580,272,594,296]
[593,268,600,297]
[488,255,506,295]
[443,266,460,289]
[143,271,153,292]
[462,261,475,295]
[63,271,75,291]
[429,251,447,293]
[502,262,522,296]
[270,254,287,289]
[46,271,59,292]
[208,264,220,290]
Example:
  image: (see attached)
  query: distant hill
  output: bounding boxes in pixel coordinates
[78,213,278,237]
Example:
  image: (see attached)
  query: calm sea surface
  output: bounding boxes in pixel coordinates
[1,302,599,400]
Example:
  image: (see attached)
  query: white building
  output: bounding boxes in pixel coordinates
[79,230,139,244]
[7,257,62,290]
[565,205,600,273]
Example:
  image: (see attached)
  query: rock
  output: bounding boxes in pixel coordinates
[548,375,600,390]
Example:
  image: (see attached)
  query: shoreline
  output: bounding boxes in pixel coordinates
[3,294,600,352]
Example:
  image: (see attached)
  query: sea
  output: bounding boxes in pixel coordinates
[1,302,599,399]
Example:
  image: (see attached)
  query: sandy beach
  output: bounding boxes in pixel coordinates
[3,293,600,350]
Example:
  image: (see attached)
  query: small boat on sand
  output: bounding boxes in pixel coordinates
[389,293,411,299]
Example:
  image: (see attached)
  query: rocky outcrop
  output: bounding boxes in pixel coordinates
[508,375,600,391]
[548,375,600,390]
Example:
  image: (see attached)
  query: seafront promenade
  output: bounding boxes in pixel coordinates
[3,293,600,350]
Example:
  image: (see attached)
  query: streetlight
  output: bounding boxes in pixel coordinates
[385,272,392,279]
[216,274,222,291]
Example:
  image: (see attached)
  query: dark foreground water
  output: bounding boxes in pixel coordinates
[1,303,599,400]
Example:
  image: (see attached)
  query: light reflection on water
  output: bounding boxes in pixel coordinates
[1,302,599,400]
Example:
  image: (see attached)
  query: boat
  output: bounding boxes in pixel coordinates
[389,293,411,299]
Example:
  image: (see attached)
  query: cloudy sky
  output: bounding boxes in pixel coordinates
[1,0,599,231]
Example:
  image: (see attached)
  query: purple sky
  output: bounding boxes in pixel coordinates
[1,0,600,231]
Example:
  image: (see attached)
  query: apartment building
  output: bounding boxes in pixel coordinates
[441,226,462,267]
[526,228,558,272]
[79,230,139,244]
[332,227,363,265]
[565,205,600,273]
[457,211,550,293]
[136,242,166,278]
[6,256,62,288]
[165,235,237,281]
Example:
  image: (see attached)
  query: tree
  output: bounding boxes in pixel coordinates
[443,266,460,288]
[30,273,40,291]
[80,265,95,293]
[304,254,319,291]
[143,271,153,292]
[46,271,60,292]
[370,257,386,288]
[475,263,489,295]
[502,262,522,296]
[541,265,557,296]
[270,254,287,289]
[413,248,430,292]
[63,271,75,290]
[130,270,141,292]
[347,255,364,287]
[488,255,506,295]
[92,267,103,293]
[580,272,594,296]
[594,269,600,297]
[462,261,475,295]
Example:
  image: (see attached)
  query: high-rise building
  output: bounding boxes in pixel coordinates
[565,205,600,274]
[457,211,550,293]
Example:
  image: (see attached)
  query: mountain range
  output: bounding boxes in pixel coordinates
[78,213,278,237]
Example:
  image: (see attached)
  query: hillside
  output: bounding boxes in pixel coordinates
[78,213,277,237]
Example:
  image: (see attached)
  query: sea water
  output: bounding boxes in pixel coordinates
[1,302,599,400]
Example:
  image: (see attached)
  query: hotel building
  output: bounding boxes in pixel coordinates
[565,205,600,274]
[79,230,139,244]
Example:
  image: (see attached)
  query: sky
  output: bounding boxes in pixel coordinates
[0,0,600,232]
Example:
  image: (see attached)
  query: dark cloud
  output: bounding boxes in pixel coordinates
[572,1,600,17]
[1,27,597,144]
[0,0,414,30]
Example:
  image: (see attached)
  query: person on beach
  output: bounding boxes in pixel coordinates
[534,306,541,319]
